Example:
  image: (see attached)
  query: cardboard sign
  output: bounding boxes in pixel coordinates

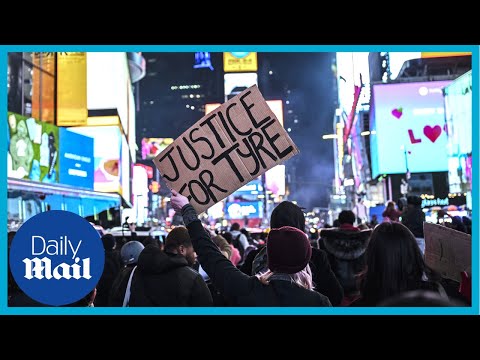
[153,85,299,213]
[424,222,471,282]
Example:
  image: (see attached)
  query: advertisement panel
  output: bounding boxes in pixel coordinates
[265,164,286,196]
[7,112,59,183]
[87,52,130,134]
[370,80,452,178]
[223,52,258,72]
[444,71,472,193]
[59,128,94,189]
[141,137,174,160]
[121,134,131,202]
[224,73,258,101]
[225,201,263,219]
[56,52,88,126]
[68,126,121,193]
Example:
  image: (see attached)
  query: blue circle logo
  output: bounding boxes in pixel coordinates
[9,210,105,306]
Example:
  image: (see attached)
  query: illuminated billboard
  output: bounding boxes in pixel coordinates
[370,80,452,178]
[444,71,472,193]
[265,165,286,196]
[223,52,258,72]
[59,128,94,189]
[141,137,174,160]
[68,126,121,193]
[7,112,59,183]
[225,201,263,219]
[224,73,258,102]
[87,52,130,134]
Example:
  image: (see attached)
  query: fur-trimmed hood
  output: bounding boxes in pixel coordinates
[321,229,372,260]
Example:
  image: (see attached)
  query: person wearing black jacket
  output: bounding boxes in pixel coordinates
[171,190,331,307]
[251,201,344,306]
[127,227,213,307]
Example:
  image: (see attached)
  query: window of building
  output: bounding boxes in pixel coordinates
[7,52,56,123]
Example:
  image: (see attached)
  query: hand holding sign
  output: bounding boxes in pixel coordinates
[171,189,189,213]
[154,85,299,213]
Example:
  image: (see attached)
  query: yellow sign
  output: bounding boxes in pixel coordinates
[421,52,471,58]
[57,52,88,126]
[223,52,258,72]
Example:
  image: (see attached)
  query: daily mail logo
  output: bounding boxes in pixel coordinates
[23,236,92,280]
[9,211,104,306]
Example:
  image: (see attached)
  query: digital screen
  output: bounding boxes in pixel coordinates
[225,201,263,219]
[59,128,94,189]
[370,80,452,178]
[68,126,121,193]
[141,137,174,160]
[224,73,258,101]
[444,71,472,193]
[7,112,59,183]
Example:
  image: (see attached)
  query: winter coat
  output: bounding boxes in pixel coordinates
[251,244,344,306]
[128,245,213,306]
[183,206,331,307]
[320,228,371,296]
[402,208,425,238]
[95,249,122,307]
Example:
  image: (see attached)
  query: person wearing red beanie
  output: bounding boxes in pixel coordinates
[171,190,331,307]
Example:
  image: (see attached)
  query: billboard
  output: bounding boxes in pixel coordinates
[153,85,299,214]
[59,128,94,189]
[7,112,59,183]
[87,52,130,134]
[225,201,263,219]
[265,165,285,196]
[56,52,88,126]
[444,71,472,193]
[224,73,258,101]
[121,134,131,202]
[223,52,258,72]
[141,137,174,160]
[68,126,121,193]
[370,80,452,178]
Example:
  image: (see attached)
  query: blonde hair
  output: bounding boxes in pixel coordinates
[256,264,314,290]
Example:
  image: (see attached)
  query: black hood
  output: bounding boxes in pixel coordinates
[270,201,305,231]
[137,245,188,274]
[321,229,371,260]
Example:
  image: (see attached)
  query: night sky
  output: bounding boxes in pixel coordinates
[137,52,337,209]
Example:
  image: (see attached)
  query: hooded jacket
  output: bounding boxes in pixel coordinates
[128,245,212,306]
[182,205,331,307]
[250,201,344,306]
[320,228,371,295]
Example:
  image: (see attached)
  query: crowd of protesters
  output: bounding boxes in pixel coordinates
[7,194,471,307]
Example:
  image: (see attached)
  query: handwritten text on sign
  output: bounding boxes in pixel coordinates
[153,85,299,213]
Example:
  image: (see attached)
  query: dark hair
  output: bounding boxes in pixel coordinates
[230,223,240,231]
[101,234,116,251]
[270,201,305,231]
[164,227,192,252]
[223,231,233,245]
[332,219,341,227]
[338,210,356,225]
[143,236,161,248]
[361,222,439,305]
